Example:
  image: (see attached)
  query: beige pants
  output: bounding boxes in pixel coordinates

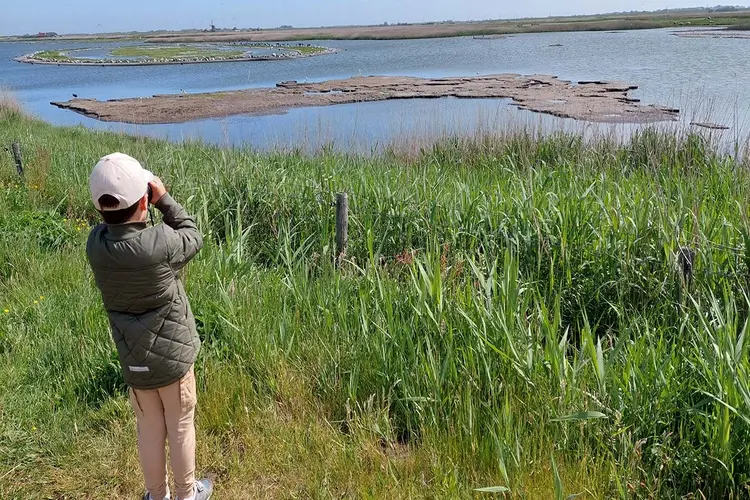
[128,367,197,500]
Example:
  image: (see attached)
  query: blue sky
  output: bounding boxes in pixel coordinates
[1,1,744,35]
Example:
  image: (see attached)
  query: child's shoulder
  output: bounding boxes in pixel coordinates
[86,223,107,239]
[90,222,107,231]
[85,223,106,257]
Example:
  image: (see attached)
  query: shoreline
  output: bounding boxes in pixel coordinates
[50,74,680,125]
[672,29,750,39]
[13,47,336,67]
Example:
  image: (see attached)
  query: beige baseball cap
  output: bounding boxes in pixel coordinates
[89,153,154,211]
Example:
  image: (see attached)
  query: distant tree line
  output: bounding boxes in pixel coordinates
[19,32,58,38]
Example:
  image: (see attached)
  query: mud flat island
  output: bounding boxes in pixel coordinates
[51,74,680,125]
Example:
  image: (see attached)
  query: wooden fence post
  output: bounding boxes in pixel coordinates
[676,246,695,312]
[677,246,695,287]
[335,192,348,266]
[11,142,23,178]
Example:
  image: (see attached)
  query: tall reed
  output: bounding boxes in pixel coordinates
[2,113,750,497]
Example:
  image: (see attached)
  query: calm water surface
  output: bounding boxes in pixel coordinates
[1,29,749,150]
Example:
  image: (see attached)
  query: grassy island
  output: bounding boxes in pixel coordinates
[16,44,332,66]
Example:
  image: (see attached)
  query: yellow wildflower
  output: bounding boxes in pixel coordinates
[2,309,8,314]
[33,300,38,305]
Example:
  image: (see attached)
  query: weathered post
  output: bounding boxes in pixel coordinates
[677,246,695,287]
[335,192,349,266]
[11,142,23,178]
[676,246,695,312]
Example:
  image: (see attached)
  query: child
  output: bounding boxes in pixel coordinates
[86,153,213,500]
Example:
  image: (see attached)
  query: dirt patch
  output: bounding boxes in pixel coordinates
[51,74,679,125]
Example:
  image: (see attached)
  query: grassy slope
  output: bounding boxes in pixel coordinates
[3,105,750,498]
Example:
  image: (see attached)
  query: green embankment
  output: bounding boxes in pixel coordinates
[3,101,750,498]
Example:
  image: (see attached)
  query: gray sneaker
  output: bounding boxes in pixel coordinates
[180,479,213,500]
[142,493,170,500]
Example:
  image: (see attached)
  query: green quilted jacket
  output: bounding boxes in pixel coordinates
[86,194,203,390]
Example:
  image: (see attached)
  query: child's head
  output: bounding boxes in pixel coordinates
[89,153,154,225]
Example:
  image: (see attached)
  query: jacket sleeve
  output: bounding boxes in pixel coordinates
[155,193,204,271]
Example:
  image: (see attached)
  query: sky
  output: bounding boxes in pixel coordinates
[0,1,745,36]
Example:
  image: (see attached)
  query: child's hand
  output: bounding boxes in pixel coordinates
[148,177,167,205]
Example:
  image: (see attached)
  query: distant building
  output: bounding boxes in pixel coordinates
[37,32,58,38]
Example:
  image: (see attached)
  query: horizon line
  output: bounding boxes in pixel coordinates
[3,4,750,38]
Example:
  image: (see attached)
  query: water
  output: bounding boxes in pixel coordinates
[2,29,750,150]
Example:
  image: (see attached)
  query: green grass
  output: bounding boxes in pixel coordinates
[30,49,103,64]
[3,101,750,497]
[27,46,247,64]
[0,89,27,118]
[33,50,72,61]
[289,45,327,55]
[110,45,245,59]
[25,45,322,65]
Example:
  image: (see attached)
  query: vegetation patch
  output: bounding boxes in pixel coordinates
[105,9,750,43]
[0,88,27,119]
[5,96,750,497]
[17,43,332,66]
[290,45,327,55]
[33,50,73,61]
[110,45,245,59]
